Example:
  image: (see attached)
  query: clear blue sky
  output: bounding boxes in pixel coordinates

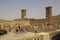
[0,0,60,20]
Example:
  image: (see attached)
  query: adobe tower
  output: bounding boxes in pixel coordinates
[21,9,26,19]
[46,6,52,22]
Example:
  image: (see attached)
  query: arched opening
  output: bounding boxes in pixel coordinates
[52,33,60,40]
[16,29,18,32]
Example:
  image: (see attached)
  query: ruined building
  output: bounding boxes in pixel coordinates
[0,6,60,33]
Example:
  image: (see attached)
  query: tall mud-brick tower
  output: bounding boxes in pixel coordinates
[21,9,26,19]
[46,6,52,22]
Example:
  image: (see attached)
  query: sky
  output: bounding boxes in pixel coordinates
[0,0,60,20]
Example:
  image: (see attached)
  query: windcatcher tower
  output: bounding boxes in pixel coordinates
[46,6,52,22]
[21,9,26,19]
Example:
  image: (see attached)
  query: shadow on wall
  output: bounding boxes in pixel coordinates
[52,33,60,40]
[0,30,7,36]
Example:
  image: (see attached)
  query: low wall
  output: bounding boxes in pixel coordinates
[17,33,50,40]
